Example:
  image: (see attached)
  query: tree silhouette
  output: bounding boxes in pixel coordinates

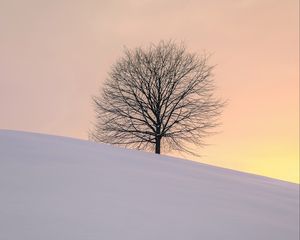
[91,41,224,155]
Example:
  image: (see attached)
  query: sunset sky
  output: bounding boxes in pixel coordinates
[0,0,299,183]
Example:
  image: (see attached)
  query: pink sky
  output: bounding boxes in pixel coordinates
[0,0,299,182]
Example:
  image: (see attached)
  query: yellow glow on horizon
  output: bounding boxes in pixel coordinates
[177,134,299,183]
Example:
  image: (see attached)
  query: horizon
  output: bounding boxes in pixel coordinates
[1,128,298,184]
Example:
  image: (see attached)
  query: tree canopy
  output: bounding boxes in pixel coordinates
[91,41,224,155]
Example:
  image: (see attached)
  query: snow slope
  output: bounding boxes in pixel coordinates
[0,130,298,240]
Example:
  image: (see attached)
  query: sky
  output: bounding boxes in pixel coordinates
[0,0,299,183]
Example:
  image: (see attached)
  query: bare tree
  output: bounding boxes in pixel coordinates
[91,41,224,155]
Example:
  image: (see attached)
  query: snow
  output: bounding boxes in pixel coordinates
[0,129,299,240]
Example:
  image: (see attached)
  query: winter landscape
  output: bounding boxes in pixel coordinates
[0,130,298,240]
[0,0,299,239]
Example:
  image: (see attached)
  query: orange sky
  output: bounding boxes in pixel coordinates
[0,0,299,183]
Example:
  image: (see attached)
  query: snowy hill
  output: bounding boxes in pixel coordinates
[0,130,298,240]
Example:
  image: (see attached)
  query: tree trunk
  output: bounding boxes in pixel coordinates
[155,136,161,154]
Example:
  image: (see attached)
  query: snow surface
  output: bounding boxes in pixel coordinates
[0,130,299,240]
